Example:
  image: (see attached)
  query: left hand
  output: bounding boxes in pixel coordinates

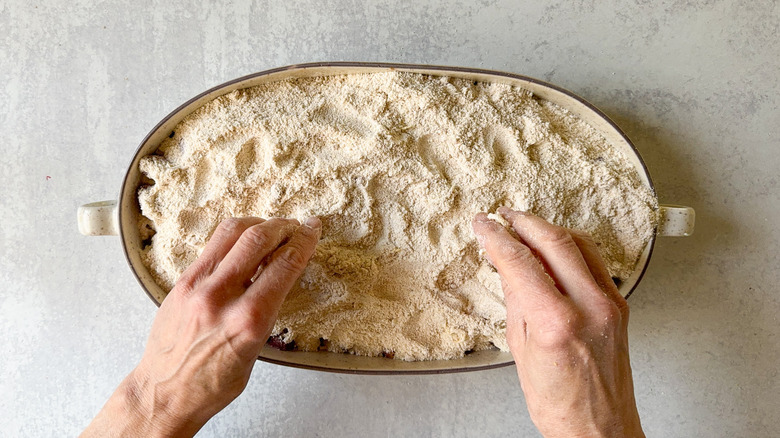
[82,216,321,438]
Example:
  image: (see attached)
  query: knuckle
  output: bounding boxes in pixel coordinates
[176,263,211,291]
[172,274,196,296]
[275,245,309,274]
[542,226,575,247]
[214,262,243,284]
[218,217,244,234]
[232,311,263,339]
[187,291,220,317]
[601,302,621,322]
[592,300,624,328]
[535,328,572,350]
[242,303,265,326]
[534,309,581,349]
[242,227,272,248]
[235,298,278,340]
[499,242,534,265]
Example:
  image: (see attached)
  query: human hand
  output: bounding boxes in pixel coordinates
[82,216,321,438]
[472,208,645,438]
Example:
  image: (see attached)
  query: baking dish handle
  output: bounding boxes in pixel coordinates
[657,205,695,237]
[78,200,119,236]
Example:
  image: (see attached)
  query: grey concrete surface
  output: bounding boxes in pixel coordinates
[1,1,778,436]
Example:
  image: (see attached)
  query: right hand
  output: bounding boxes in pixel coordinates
[472,208,645,438]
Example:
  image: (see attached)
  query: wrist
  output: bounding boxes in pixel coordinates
[82,369,203,438]
[122,367,208,437]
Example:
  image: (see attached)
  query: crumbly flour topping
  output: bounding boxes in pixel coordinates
[137,72,657,361]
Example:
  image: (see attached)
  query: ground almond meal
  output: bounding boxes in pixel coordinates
[137,72,657,361]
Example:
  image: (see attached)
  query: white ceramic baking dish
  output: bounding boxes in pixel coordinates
[78,62,695,374]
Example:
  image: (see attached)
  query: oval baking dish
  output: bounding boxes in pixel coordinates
[78,62,694,374]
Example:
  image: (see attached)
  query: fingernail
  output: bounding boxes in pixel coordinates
[304,216,322,229]
[498,206,528,219]
[474,212,491,222]
[272,216,300,225]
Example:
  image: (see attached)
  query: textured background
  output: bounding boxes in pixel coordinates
[1,1,778,436]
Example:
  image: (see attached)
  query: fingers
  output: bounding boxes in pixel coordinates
[569,230,626,307]
[472,213,567,314]
[177,217,266,290]
[240,217,322,322]
[497,208,607,305]
[211,218,301,291]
